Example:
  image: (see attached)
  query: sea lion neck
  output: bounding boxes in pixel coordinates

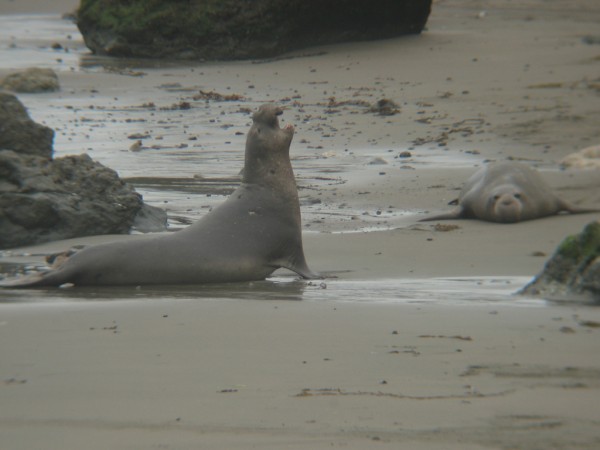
[242,105,296,192]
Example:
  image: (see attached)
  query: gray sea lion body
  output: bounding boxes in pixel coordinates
[421,161,599,223]
[1,104,317,288]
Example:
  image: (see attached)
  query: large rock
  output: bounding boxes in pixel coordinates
[0,93,166,249]
[0,92,54,158]
[77,0,432,60]
[520,221,600,302]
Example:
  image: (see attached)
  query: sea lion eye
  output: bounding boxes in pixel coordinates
[514,193,521,199]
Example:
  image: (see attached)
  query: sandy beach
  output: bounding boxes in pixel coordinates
[1,0,600,449]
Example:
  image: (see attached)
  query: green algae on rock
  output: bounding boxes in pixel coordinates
[520,221,600,302]
[76,0,432,60]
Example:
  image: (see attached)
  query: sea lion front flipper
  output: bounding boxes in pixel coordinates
[419,207,465,222]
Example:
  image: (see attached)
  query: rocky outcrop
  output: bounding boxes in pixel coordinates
[520,221,600,302]
[0,68,60,93]
[0,93,166,249]
[77,0,432,60]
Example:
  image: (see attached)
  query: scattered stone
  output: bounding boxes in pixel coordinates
[582,35,600,45]
[0,68,60,93]
[368,98,400,116]
[368,157,388,165]
[398,151,412,158]
[129,140,143,152]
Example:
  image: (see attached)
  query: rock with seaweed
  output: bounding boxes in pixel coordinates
[76,0,432,60]
[520,221,600,302]
[0,93,166,249]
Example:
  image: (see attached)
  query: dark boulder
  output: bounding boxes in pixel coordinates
[0,92,54,158]
[0,94,166,249]
[76,0,432,60]
[520,221,600,302]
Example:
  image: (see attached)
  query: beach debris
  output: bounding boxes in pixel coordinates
[433,224,460,232]
[192,90,244,102]
[129,140,143,151]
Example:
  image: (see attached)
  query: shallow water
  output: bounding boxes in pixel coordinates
[0,276,542,308]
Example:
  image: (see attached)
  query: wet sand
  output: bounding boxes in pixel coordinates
[1,0,600,449]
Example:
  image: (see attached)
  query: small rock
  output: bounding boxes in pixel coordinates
[368,157,388,165]
[0,67,60,93]
[369,98,400,116]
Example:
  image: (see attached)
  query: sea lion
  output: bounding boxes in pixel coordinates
[420,161,599,223]
[1,104,318,288]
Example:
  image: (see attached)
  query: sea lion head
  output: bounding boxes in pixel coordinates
[243,103,295,186]
[489,185,524,223]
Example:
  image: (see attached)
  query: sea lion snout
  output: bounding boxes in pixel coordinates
[493,193,523,222]
[252,103,286,128]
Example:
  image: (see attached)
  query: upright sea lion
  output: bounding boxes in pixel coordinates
[420,161,599,223]
[1,104,318,288]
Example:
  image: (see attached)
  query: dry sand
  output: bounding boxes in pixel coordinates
[1,0,600,449]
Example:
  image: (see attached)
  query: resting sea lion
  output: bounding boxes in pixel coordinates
[420,161,599,223]
[1,104,318,288]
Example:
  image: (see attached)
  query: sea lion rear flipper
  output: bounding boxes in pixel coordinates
[557,199,600,215]
[0,272,48,288]
[419,207,465,222]
[274,257,322,280]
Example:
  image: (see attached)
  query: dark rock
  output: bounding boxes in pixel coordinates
[0,68,60,93]
[520,221,600,302]
[133,203,168,233]
[0,95,167,249]
[368,99,400,116]
[0,92,54,158]
[77,0,432,60]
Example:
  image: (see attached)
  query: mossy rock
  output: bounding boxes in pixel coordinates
[520,221,600,302]
[76,0,432,60]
